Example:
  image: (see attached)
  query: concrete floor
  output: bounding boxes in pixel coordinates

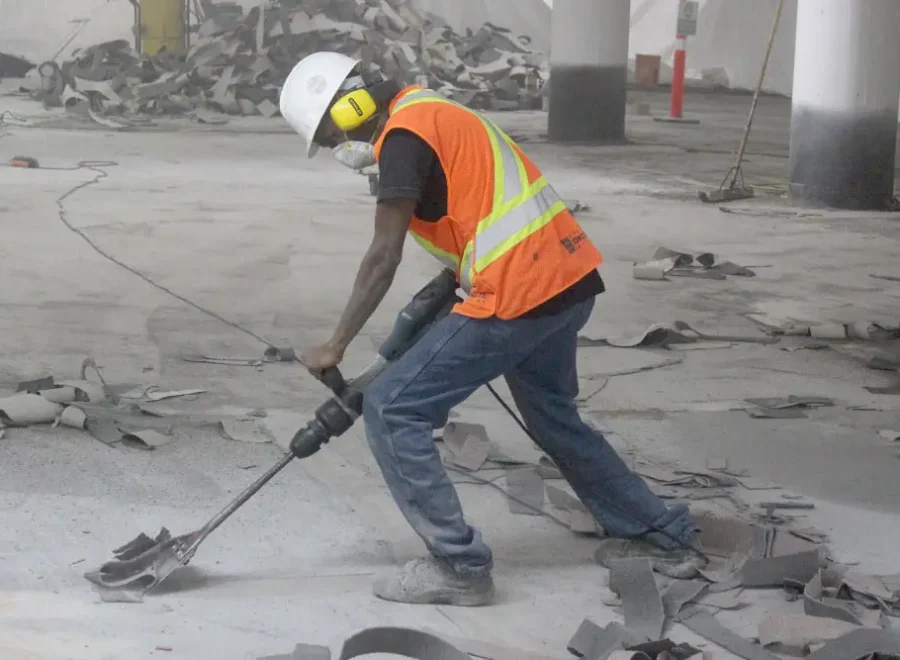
[2,87,900,659]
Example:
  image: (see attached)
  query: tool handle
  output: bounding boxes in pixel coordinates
[318,367,346,395]
[378,269,461,362]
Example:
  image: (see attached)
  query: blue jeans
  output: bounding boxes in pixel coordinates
[362,298,697,578]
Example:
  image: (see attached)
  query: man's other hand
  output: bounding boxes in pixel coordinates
[300,343,344,375]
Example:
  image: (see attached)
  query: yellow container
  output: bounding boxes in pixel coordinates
[139,0,186,55]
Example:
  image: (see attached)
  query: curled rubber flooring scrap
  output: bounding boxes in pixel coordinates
[758,614,868,652]
[430,629,570,660]
[546,485,603,534]
[0,393,64,426]
[609,558,666,643]
[806,628,900,660]
[337,627,470,660]
[15,375,56,393]
[443,421,491,471]
[675,607,781,660]
[505,467,545,515]
[568,619,640,660]
[804,569,864,625]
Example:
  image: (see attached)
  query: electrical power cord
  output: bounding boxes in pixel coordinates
[47,159,706,561]
[485,383,707,559]
[51,161,272,346]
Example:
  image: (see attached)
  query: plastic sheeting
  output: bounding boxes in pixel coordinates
[0,0,136,63]
[412,0,552,54]
[1,0,798,95]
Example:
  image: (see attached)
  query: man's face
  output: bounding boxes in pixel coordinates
[313,114,343,150]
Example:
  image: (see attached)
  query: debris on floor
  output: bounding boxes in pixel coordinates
[23,0,547,124]
[336,627,472,660]
[437,421,602,534]
[142,387,207,402]
[746,315,900,342]
[0,51,35,78]
[121,430,176,451]
[0,357,213,450]
[180,351,264,367]
[219,418,277,445]
[567,200,592,214]
[546,484,604,535]
[579,320,775,349]
[609,558,667,642]
[744,396,835,419]
[440,421,536,467]
[633,247,756,282]
[504,467,546,516]
[582,493,900,660]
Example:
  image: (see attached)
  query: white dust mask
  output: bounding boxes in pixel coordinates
[333,141,377,171]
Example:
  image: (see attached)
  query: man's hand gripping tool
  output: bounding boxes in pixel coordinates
[290,268,461,458]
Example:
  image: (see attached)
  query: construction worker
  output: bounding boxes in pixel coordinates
[279,52,700,607]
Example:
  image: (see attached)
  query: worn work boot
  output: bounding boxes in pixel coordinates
[594,537,707,580]
[373,558,495,606]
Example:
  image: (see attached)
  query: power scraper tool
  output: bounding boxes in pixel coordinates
[84,269,461,595]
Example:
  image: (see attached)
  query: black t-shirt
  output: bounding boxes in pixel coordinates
[377,128,605,318]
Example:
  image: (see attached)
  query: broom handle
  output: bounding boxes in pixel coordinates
[730,0,785,185]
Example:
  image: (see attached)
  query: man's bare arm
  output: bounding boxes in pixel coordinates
[327,198,415,353]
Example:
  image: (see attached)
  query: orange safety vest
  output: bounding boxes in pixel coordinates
[374,86,603,320]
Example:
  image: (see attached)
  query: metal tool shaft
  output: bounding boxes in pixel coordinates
[183,452,295,559]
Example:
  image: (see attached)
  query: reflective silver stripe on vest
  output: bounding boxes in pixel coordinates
[474,183,563,265]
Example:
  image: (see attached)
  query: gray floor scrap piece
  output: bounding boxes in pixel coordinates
[16,375,55,392]
[431,630,567,660]
[629,640,703,660]
[805,628,900,660]
[805,570,864,625]
[86,415,126,446]
[567,620,639,660]
[675,608,781,660]
[741,549,820,587]
[609,558,666,642]
[660,579,708,617]
[505,467,545,515]
[568,619,608,658]
[337,627,470,660]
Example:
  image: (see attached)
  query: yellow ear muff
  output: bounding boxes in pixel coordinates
[329,89,378,132]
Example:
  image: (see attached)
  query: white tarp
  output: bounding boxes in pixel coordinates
[0,0,136,63]
[413,0,552,53]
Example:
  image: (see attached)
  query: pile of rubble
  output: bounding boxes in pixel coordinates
[25,0,547,121]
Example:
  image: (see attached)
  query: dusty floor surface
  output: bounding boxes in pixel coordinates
[2,87,900,659]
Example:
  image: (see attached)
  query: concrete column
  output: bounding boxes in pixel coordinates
[548,0,631,143]
[789,0,900,210]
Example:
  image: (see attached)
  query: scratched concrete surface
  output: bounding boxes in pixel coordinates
[2,87,900,659]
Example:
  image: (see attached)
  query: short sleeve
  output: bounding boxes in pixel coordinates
[377,129,438,203]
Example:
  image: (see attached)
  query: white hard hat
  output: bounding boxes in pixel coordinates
[279,51,361,157]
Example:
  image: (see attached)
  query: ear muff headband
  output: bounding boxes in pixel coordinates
[330,88,378,132]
